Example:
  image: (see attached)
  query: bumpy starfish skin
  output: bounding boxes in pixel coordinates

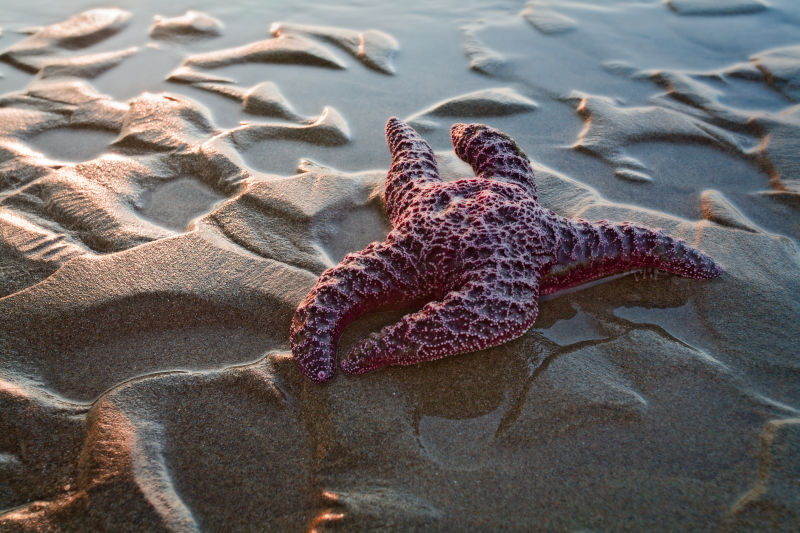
[290,118,721,383]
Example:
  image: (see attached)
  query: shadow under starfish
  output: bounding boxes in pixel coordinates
[290,117,722,383]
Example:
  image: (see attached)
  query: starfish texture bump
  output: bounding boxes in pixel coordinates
[290,118,722,383]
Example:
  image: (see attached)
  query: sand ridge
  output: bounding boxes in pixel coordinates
[270,22,399,75]
[405,87,538,131]
[183,34,348,71]
[521,1,578,35]
[0,8,132,73]
[149,11,224,42]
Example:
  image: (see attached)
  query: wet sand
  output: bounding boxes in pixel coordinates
[1,1,798,531]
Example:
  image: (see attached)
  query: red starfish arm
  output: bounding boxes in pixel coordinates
[289,237,426,383]
[450,122,538,201]
[540,217,723,295]
[340,273,540,375]
[384,117,442,224]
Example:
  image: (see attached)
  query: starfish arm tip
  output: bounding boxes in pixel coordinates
[289,321,337,383]
[449,122,537,200]
[339,279,540,376]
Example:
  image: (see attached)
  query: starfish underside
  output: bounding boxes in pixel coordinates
[290,118,721,383]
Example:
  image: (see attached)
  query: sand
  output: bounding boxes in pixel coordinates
[0,0,798,531]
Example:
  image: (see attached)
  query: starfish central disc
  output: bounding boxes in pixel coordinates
[289,118,721,383]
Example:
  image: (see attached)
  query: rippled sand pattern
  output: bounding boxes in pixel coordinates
[0,1,798,531]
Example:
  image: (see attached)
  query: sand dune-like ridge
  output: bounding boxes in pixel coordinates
[5,161,173,252]
[0,70,355,285]
[570,53,800,197]
[192,80,307,121]
[461,25,507,76]
[150,10,223,42]
[750,45,800,101]
[270,22,399,75]
[0,208,87,297]
[205,164,386,273]
[183,34,347,70]
[0,231,314,399]
[520,1,577,35]
[219,106,351,148]
[2,78,129,133]
[0,8,132,73]
[165,65,234,85]
[0,139,60,193]
[569,91,755,183]
[667,0,767,16]
[36,47,139,80]
[700,189,762,232]
[406,87,537,131]
[729,418,800,528]
[0,357,315,531]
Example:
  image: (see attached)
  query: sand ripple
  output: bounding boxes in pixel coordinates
[150,10,223,42]
[270,22,399,75]
[0,9,131,73]
[184,34,346,70]
[667,0,767,16]
[521,1,577,35]
[406,87,537,131]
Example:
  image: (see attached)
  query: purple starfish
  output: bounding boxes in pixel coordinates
[290,118,721,383]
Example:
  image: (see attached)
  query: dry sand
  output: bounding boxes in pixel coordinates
[0,0,798,531]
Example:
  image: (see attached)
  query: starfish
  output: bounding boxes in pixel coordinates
[290,118,721,383]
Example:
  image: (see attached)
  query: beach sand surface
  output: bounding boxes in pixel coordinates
[1,1,798,531]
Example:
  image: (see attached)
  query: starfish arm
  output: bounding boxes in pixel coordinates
[290,236,427,383]
[384,117,442,224]
[450,122,538,201]
[340,271,540,375]
[540,216,722,295]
